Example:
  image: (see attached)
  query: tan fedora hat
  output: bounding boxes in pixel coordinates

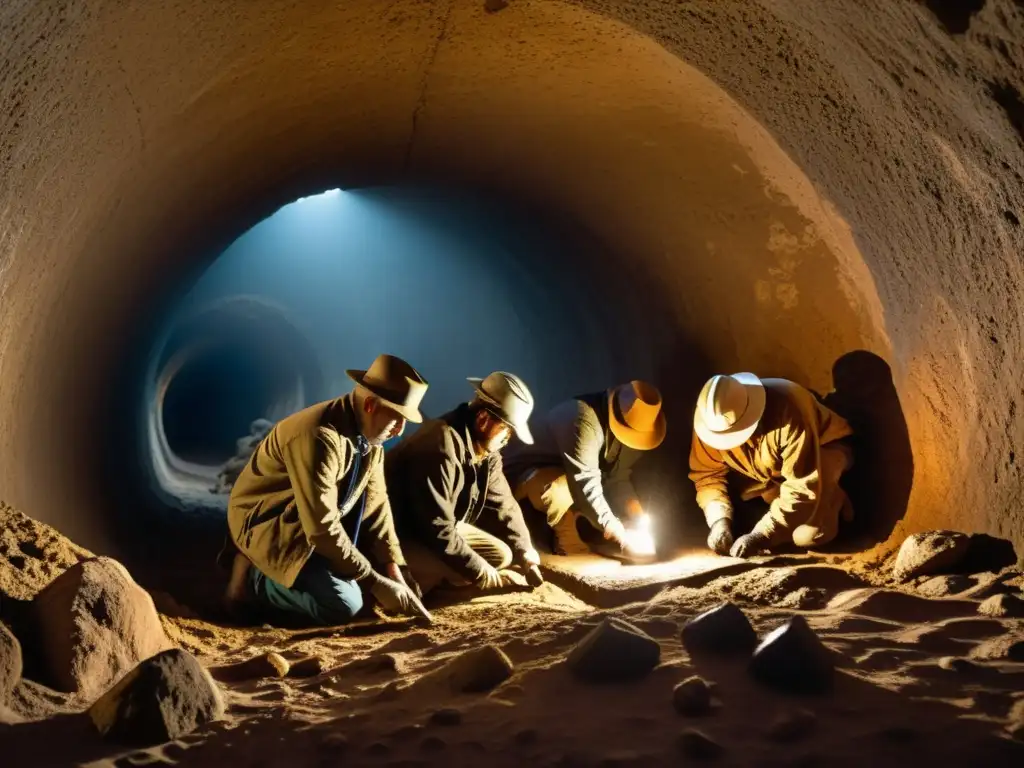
[346,354,429,423]
[468,371,535,444]
[609,381,667,451]
[693,373,766,451]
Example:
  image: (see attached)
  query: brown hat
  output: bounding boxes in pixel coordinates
[346,354,429,423]
[608,380,666,451]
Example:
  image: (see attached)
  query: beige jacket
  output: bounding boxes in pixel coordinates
[688,379,853,543]
[227,394,404,588]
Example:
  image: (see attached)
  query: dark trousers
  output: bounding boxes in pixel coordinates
[248,553,364,626]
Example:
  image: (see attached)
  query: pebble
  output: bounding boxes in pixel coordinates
[672,675,714,716]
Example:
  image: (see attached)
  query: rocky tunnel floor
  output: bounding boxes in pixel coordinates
[1,503,1024,766]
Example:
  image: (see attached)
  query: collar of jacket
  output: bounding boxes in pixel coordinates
[447,403,485,465]
[325,393,365,446]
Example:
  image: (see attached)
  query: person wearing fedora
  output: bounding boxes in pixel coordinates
[689,373,855,558]
[502,381,667,563]
[220,354,433,626]
[385,372,545,596]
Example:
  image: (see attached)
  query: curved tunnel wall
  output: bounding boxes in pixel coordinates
[0,1,1022,560]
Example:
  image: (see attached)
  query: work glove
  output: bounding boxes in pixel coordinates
[399,565,424,600]
[707,519,734,555]
[476,566,521,591]
[524,564,544,588]
[603,517,628,547]
[369,574,433,623]
[730,532,769,559]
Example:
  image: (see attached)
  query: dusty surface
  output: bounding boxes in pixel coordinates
[0,0,1022,564]
[2,508,1024,766]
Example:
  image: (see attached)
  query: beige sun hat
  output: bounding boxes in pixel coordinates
[467,371,535,444]
[609,380,667,451]
[346,354,429,423]
[693,373,766,451]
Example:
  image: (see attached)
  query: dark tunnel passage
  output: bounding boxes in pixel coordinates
[2,0,1024,604]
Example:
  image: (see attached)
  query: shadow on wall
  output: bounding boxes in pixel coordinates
[819,350,914,549]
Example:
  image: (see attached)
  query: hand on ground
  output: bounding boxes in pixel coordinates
[707,519,734,555]
[524,563,544,588]
[370,575,433,623]
[729,532,769,559]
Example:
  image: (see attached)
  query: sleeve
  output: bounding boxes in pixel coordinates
[481,454,535,561]
[688,432,733,527]
[552,400,619,533]
[603,448,643,519]
[281,427,375,581]
[359,451,406,568]
[408,433,493,583]
[751,420,821,544]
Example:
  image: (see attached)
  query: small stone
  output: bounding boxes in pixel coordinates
[514,728,539,745]
[420,735,446,752]
[672,675,713,716]
[209,651,290,682]
[0,622,22,705]
[288,656,324,678]
[766,709,817,742]
[484,0,509,12]
[567,617,661,683]
[318,732,350,752]
[429,707,463,726]
[893,531,970,582]
[749,616,835,693]
[978,593,1024,618]
[432,645,513,693]
[1006,699,1024,740]
[88,649,224,746]
[681,603,757,655]
[938,656,980,673]
[676,728,723,760]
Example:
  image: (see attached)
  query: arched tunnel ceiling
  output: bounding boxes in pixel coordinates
[0,0,1022,557]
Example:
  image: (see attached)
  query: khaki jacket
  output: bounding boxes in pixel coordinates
[227,394,404,588]
[688,379,853,543]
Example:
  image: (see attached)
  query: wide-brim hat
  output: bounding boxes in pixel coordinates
[693,372,766,451]
[609,381,667,451]
[346,354,429,423]
[468,372,535,444]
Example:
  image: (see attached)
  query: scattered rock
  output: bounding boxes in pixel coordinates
[484,0,509,13]
[672,675,713,716]
[209,651,290,682]
[30,557,171,701]
[958,534,1019,575]
[915,574,975,597]
[344,652,401,675]
[429,645,513,693]
[88,649,224,746]
[767,709,818,742]
[681,603,757,655]
[1008,700,1024,742]
[288,656,324,678]
[938,656,981,673]
[978,593,1024,618]
[567,617,661,683]
[676,728,723,760]
[429,707,463,726]
[0,621,22,705]
[970,636,1024,662]
[893,531,970,582]
[749,616,835,693]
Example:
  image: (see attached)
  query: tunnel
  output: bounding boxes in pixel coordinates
[2,0,1024,596]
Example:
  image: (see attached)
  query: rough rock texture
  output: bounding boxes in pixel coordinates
[681,603,758,655]
[428,645,513,693]
[0,621,22,705]
[978,593,1024,618]
[893,532,972,582]
[30,557,171,700]
[89,648,224,746]
[567,618,661,683]
[0,502,92,602]
[1,0,1024,574]
[209,651,290,682]
[749,616,836,693]
[672,675,713,716]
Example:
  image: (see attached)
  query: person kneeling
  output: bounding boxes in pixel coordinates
[689,373,855,559]
[386,372,544,596]
[221,354,431,626]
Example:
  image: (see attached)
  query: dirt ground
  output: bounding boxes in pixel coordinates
[1,504,1023,767]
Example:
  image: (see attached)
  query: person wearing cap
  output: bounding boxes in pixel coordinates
[502,381,667,562]
[385,372,544,596]
[221,353,433,626]
[689,373,855,558]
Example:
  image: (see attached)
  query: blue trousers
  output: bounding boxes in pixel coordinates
[248,554,364,626]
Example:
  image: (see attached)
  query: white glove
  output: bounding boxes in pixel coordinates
[369,574,433,623]
[522,548,541,566]
[476,566,518,591]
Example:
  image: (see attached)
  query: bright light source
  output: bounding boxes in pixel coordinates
[622,512,656,557]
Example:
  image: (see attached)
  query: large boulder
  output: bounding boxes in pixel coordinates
[567,617,661,683]
[30,557,171,700]
[893,531,970,582]
[89,648,224,746]
[749,616,836,693]
[681,603,757,655]
[0,621,22,705]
